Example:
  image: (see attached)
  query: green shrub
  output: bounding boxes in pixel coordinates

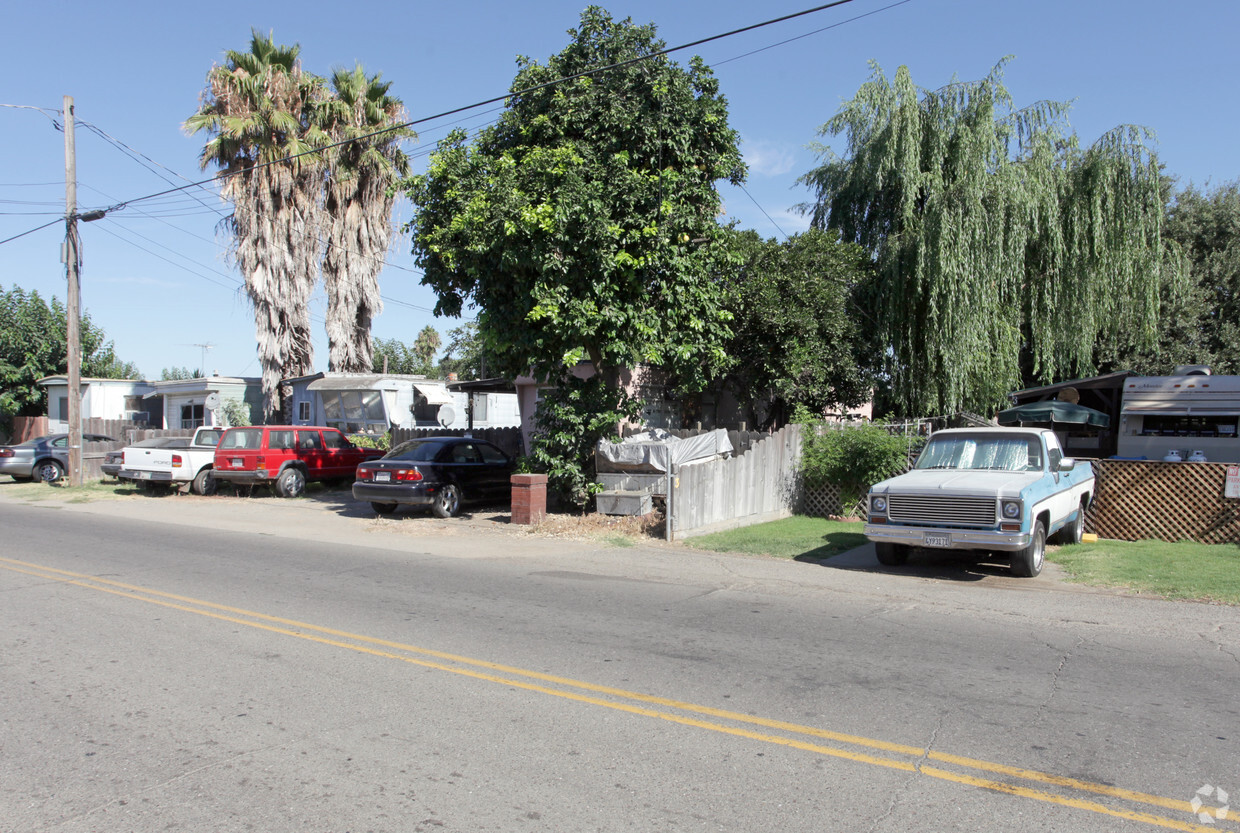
[349,432,391,451]
[218,397,251,427]
[796,412,917,507]
[528,375,642,508]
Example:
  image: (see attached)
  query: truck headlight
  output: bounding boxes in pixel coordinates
[871,495,887,514]
[1001,500,1021,520]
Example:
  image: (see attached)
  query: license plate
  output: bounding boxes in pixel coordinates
[923,532,951,548]
[136,471,151,480]
[375,472,391,482]
[231,458,243,467]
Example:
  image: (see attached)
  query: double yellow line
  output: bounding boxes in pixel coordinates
[0,555,1229,832]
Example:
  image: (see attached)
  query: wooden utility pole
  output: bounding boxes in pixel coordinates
[64,95,83,486]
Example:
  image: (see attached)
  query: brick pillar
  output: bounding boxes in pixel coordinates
[510,473,548,525]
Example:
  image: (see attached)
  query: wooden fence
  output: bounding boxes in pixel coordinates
[1084,459,1240,545]
[390,426,523,459]
[666,424,802,540]
[797,457,1240,546]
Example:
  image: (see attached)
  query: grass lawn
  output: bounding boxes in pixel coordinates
[688,515,1240,604]
[1048,538,1240,604]
[689,516,869,561]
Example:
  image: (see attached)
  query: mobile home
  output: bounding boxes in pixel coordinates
[1117,369,1240,463]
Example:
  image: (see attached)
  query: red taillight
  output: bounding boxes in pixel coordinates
[172,454,183,468]
[0,449,13,458]
[357,467,421,482]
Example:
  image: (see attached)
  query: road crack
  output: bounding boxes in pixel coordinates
[864,713,945,833]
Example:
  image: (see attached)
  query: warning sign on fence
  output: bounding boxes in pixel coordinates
[1227,465,1240,499]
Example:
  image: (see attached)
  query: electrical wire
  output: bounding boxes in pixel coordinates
[93,0,865,215]
[736,183,791,240]
[0,218,61,245]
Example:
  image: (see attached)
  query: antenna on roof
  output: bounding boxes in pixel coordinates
[192,343,214,377]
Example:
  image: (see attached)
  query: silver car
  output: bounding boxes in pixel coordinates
[0,433,116,483]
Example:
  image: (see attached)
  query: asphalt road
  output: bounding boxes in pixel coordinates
[1,490,1237,832]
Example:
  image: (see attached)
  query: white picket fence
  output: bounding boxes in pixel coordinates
[665,424,802,540]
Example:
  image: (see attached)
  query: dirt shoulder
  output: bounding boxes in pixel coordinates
[0,479,671,560]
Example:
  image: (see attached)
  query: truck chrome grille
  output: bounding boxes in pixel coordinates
[888,495,996,527]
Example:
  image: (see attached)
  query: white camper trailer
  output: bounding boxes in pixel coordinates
[1117,368,1240,463]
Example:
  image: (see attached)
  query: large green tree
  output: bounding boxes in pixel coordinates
[405,6,745,391]
[406,7,744,502]
[801,59,1177,416]
[721,228,875,428]
[437,321,497,381]
[0,286,138,420]
[1164,181,1240,374]
[186,30,329,418]
[320,65,413,373]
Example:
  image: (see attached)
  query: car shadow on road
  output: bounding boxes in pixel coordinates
[798,544,1017,582]
[303,487,514,526]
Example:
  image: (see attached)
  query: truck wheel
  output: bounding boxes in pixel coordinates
[371,502,398,516]
[276,468,306,499]
[432,484,461,518]
[191,468,217,496]
[37,460,65,484]
[1057,505,1084,545]
[1011,520,1046,577]
[875,542,910,566]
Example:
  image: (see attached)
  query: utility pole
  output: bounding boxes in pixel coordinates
[64,95,83,487]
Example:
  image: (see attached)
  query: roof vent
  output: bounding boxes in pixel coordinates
[1173,365,1212,376]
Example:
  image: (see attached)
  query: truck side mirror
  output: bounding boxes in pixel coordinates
[1058,458,1077,472]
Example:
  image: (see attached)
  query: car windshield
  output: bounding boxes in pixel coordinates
[915,434,1042,472]
[385,440,448,462]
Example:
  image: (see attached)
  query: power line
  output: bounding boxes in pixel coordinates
[0,218,61,245]
[737,183,791,240]
[93,0,865,215]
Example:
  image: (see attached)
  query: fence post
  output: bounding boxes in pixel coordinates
[510,473,547,525]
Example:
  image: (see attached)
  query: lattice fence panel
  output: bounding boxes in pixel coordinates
[800,484,866,520]
[1086,460,1240,545]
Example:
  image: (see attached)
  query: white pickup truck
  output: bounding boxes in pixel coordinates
[118,427,225,495]
[864,427,1095,577]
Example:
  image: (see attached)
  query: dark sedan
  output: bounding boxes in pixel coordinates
[352,436,515,518]
[0,433,117,483]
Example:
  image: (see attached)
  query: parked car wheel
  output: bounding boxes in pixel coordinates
[432,483,462,518]
[371,502,398,516]
[37,460,65,484]
[276,467,306,499]
[875,542,910,566]
[1011,520,1046,577]
[191,468,217,496]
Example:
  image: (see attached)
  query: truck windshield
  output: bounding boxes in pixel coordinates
[915,435,1041,472]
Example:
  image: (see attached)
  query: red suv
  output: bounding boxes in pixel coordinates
[212,425,383,498]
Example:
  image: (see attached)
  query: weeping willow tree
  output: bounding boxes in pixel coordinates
[801,59,1177,416]
[186,30,329,417]
[320,64,412,372]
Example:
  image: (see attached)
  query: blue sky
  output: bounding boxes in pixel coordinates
[3,0,1237,380]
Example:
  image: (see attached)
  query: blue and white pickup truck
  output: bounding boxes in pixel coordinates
[863,427,1094,577]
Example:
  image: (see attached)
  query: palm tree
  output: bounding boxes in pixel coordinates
[318,64,413,372]
[185,29,329,418]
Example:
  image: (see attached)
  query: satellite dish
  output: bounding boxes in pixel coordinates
[437,404,456,428]
[205,392,221,411]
